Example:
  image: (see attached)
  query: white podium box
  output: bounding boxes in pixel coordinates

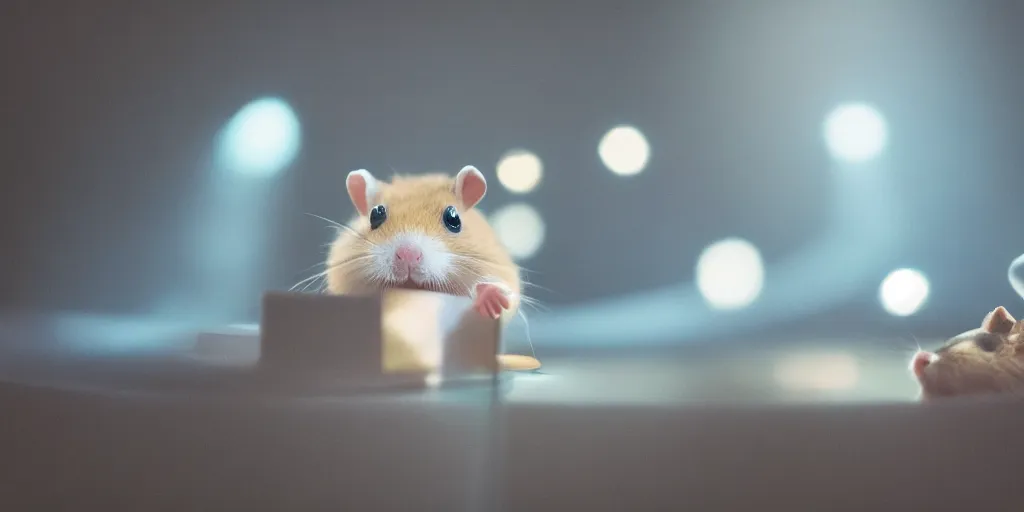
[194,290,500,393]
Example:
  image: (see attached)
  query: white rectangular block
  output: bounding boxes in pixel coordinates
[247,290,499,391]
[259,292,383,381]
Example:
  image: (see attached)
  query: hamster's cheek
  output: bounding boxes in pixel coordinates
[915,372,940,396]
[917,363,956,395]
[953,367,1005,394]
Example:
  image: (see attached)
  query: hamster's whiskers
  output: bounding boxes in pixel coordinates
[910,333,923,353]
[291,254,376,292]
[452,253,502,271]
[328,254,376,273]
[290,270,329,293]
[517,308,539,361]
[304,212,344,228]
[433,275,462,296]
[518,294,550,313]
[291,271,335,293]
[304,212,378,247]
[521,280,556,296]
[449,256,549,312]
[519,273,555,308]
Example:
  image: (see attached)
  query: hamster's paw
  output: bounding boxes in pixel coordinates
[472,281,512,320]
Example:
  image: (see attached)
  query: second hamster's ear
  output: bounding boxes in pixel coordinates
[1012,321,1024,335]
[346,169,380,217]
[981,306,1016,334]
[454,165,487,210]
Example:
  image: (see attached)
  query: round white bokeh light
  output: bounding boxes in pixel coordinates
[496,149,543,194]
[219,97,302,177]
[695,238,765,310]
[823,103,888,164]
[879,268,929,317]
[598,125,650,176]
[489,203,546,260]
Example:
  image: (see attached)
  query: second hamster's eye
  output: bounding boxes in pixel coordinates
[369,204,387,230]
[442,205,461,233]
[975,333,1002,352]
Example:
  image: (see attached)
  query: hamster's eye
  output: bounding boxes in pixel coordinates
[975,333,1002,352]
[442,205,461,233]
[369,204,387,230]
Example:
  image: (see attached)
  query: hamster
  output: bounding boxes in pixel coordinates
[324,165,541,372]
[909,306,1024,400]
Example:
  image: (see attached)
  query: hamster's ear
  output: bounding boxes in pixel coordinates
[454,165,487,210]
[346,169,380,217]
[981,306,1016,334]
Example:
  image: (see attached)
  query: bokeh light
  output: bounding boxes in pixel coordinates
[1010,252,1024,300]
[879,268,929,316]
[823,102,888,163]
[496,149,543,194]
[218,96,301,177]
[773,352,860,391]
[598,125,650,176]
[490,203,546,260]
[695,237,765,310]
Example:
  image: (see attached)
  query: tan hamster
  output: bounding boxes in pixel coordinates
[910,306,1024,400]
[325,165,541,372]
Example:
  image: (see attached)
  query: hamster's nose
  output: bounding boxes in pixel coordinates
[910,350,937,378]
[395,244,423,264]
